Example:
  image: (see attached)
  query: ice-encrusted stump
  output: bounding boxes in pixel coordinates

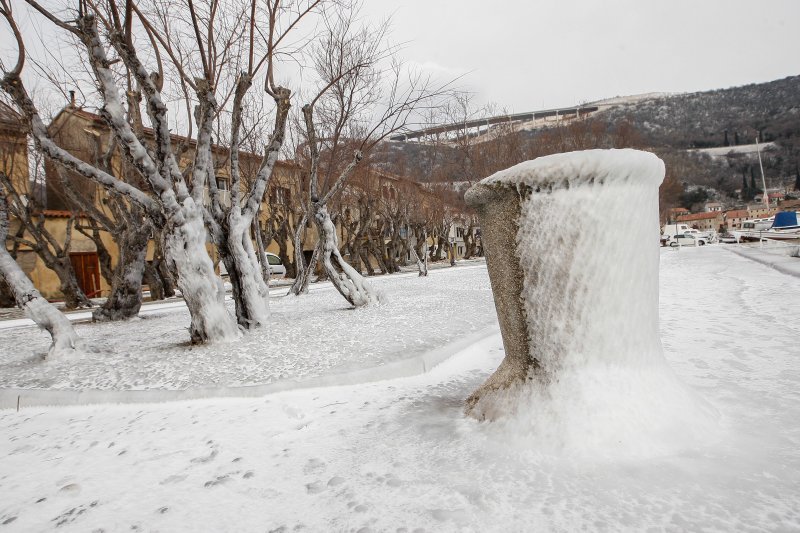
[464,149,668,420]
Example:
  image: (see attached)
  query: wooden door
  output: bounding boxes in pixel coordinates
[70,252,101,298]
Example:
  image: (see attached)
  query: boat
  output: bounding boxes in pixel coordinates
[732,211,800,241]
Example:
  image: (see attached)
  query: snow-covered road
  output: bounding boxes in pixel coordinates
[1,248,799,531]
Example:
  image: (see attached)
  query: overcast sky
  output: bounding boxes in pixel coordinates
[361,0,800,112]
[1,0,798,122]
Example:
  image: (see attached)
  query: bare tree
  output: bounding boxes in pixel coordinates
[139,0,321,329]
[0,0,239,343]
[0,178,80,357]
[296,7,450,306]
[0,153,93,309]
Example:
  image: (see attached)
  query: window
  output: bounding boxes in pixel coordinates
[270,186,291,206]
[216,177,229,190]
[267,253,282,266]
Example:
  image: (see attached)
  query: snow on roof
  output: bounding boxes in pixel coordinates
[480,149,664,190]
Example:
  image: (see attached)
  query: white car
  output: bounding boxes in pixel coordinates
[669,234,706,247]
[266,252,286,277]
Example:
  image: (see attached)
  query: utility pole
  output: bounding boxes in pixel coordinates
[755,135,769,209]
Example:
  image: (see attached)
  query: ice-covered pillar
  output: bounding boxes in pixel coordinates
[464,149,666,420]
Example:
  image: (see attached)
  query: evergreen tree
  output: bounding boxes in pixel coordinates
[794,163,800,191]
[734,131,740,145]
[741,172,749,200]
[749,167,760,196]
[724,130,730,146]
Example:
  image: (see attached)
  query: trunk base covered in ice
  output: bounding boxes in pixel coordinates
[315,205,380,307]
[164,203,238,343]
[464,149,718,454]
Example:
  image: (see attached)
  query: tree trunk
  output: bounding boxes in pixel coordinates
[152,236,176,299]
[143,261,165,301]
[288,214,312,296]
[0,192,80,357]
[252,216,272,286]
[314,204,379,307]
[52,256,94,309]
[92,223,150,321]
[218,217,270,330]
[0,276,15,307]
[163,206,239,344]
[409,245,427,277]
[289,239,319,296]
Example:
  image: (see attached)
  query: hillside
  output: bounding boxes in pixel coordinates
[594,75,800,149]
[375,75,800,209]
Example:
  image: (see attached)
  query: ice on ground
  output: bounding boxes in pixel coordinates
[0,247,799,531]
[0,265,496,390]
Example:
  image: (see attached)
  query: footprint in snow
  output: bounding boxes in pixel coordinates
[305,481,325,494]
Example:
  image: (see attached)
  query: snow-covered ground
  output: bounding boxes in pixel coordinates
[0,265,496,393]
[1,247,799,531]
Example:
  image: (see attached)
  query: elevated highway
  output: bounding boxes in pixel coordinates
[390,105,599,142]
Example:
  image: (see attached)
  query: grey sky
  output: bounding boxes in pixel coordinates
[361,0,800,112]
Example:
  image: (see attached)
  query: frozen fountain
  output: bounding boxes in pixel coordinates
[466,149,718,456]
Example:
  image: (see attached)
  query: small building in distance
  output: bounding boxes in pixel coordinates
[723,209,749,229]
[746,204,778,219]
[675,211,724,232]
[667,207,690,223]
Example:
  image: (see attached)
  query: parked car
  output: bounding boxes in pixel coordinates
[669,234,706,247]
[682,228,715,243]
[219,252,286,278]
[266,252,286,277]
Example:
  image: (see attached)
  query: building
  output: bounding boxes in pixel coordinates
[723,209,749,230]
[5,102,304,300]
[675,211,724,232]
[704,202,723,213]
[746,204,778,219]
[779,198,800,211]
[666,207,690,223]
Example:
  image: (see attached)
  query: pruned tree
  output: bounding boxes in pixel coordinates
[0,151,93,309]
[0,178,80,357]
[296,7,451,305]
[139,0,322,329]
[0,0,239,343]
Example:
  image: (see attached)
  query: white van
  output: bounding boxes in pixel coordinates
[662,224,690,240]
[265,252,286,277]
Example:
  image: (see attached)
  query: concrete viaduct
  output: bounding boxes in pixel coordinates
[389,105,600,142]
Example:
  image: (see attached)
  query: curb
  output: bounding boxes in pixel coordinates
[725,246,800,279]
[0,325,499,410]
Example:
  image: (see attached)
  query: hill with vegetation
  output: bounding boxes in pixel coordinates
[376,75,800,214]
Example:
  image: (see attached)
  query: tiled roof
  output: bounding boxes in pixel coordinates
[676,212,722,222]
[724,209,749,219]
